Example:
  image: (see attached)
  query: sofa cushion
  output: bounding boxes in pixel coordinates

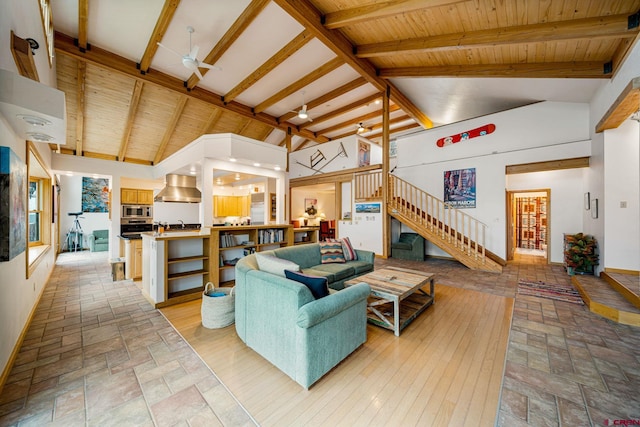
[309,263,355,281]
[256,253,300,277]
[300,268,335,283]
[284,270,329,299]
[347,260,374,275]
[391,242,412,250]
[340,237,358,261]
[319,241,345,264]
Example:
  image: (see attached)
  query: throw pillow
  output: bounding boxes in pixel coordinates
[340,236,358,261]
[255,253,300,277]
[319,240,345,264]
[284,270,329,299]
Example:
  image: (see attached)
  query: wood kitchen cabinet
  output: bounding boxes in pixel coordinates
[214,195,250,217]
[121,188,154,205]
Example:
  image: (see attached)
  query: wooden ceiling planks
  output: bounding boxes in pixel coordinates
[55,54,79,154]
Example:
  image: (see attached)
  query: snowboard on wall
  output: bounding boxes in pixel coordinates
[436,124,496,147]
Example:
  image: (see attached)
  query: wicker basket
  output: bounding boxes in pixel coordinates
[201,282,235,329]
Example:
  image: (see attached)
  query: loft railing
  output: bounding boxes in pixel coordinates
[354,170,487,264]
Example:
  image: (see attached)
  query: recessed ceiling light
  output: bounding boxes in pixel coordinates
[26,132,53,142]
[17,114,51,127]
[274,165,281,171]
[253,162,260,167]
[229,158,237,162]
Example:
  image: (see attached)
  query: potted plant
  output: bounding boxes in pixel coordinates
[564,233,599,275]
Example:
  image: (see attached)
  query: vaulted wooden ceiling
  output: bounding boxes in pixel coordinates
[47,0,640,166]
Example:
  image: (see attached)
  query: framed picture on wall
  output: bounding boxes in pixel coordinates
[304,198,317,216]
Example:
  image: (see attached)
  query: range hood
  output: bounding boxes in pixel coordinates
[154,174,201,203]
[0,69,66,144]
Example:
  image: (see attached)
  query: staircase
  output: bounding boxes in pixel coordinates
[355,171,503,273]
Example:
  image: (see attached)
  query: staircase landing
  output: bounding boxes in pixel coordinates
[573,272,640,326]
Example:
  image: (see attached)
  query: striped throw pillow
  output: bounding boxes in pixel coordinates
[328,237,358,261]
[319,241,345,264]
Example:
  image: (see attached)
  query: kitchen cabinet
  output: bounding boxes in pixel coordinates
[214,195,250,217]
[121,188,154,205]
[120,238,143,280]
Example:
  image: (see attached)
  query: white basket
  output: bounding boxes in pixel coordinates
[201,282,235,329]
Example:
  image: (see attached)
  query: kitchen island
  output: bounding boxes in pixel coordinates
[141,228,211,308]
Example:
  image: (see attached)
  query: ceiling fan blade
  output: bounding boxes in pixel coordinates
[199,62,221,71]
[157,42,183,59]
[194,68,204,80]
[189,44,199,61]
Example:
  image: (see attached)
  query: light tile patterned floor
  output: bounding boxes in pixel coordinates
[1,251,639,426]
[0,251,256,427]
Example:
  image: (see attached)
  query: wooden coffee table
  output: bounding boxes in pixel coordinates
[345,266,435,336]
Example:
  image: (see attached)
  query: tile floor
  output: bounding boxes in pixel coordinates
[0,251,256,427]
[1,250,639,426]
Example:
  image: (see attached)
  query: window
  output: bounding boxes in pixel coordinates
[29,179,43,244]
[26,141,51,278]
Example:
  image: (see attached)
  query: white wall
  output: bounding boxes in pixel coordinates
[0,0,60,378]
[603,119,640,270]
[588,41,640,272]
[395,101,591,259]
[289,135,381,178]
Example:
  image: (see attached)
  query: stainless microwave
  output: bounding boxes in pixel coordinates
[122,205,153,219]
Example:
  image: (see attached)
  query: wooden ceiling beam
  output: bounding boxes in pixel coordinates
[55,32,329,143]
[154,96,188,164]
[117,80,144,161]
[278,77,367,122]
[356,13,639,58]
[75,61,86,156]
[300,92,381,128]
[379,62,610,79]
[224,30,313,104]
[186,0,270,89]
[323,0,466,29]
[316,105,400,136]
[357,122,421,141]
[138,0,181,73]
[273,0,433,129]
[77,0,89,51]
[253,57,343,114]
[596,76,640,133]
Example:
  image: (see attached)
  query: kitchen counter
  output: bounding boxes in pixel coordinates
[140,227,210,241]
[119,234,142,240]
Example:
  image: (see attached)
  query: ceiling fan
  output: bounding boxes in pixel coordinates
[157,26,220,80]
[356,123,371,134]
[290,91,313,122]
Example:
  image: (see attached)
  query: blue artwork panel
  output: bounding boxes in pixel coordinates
[82,177,109,213]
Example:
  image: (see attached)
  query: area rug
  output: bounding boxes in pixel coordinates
[517,280,584,305]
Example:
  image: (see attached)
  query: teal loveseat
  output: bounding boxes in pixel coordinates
[234,243,374,388]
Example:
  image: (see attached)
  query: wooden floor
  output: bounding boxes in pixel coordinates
[161,284,513,427]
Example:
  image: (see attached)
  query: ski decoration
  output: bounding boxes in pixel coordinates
[436,124,495,148]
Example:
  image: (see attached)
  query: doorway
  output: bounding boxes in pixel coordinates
[506,189,550,262]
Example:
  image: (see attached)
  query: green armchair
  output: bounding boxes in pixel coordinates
[391,232,424,261]
[88,229,109,252]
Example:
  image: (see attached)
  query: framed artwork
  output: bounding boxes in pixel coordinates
[0,147,27,261]
[82,177,109,213]
[444,168,476,209]
[304,198,317,216]
[355,202,381,213]
[358,141,370,167]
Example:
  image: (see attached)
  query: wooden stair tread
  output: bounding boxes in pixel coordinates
[573,274,640,327]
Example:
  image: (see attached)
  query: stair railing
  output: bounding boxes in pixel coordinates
[388,174,486,262]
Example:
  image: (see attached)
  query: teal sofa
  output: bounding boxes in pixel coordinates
[234,243,375,388]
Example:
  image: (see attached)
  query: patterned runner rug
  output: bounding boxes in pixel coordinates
[517,280,584,305]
